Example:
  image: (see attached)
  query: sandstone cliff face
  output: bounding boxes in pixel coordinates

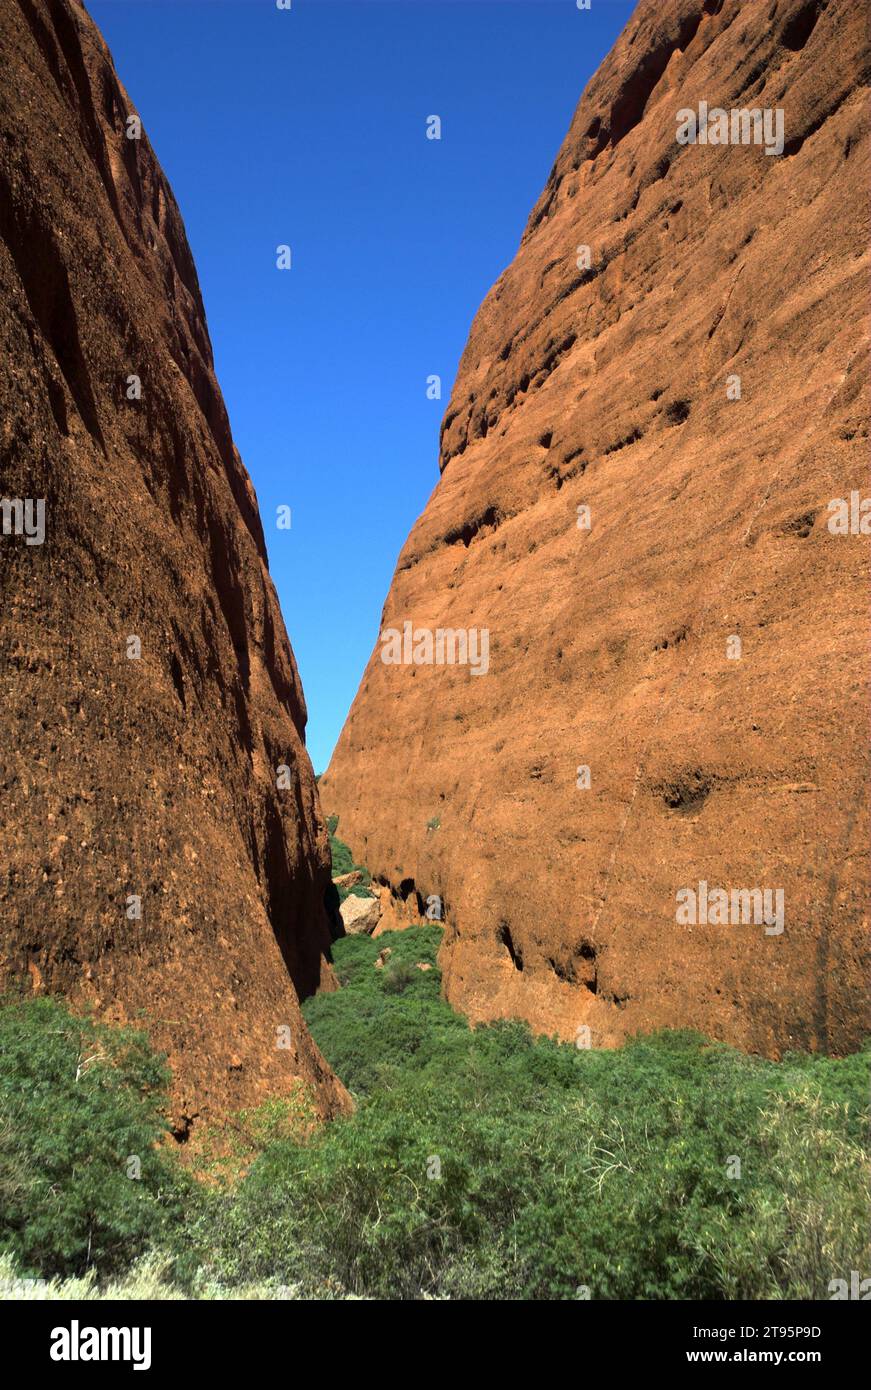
[0,0,348,1125]
[323,0,870,1056]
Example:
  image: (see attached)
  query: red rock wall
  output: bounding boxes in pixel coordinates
[0,0,349,1125]
[322,0,870,1056]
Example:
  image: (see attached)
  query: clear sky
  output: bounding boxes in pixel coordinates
[89,0,633,772]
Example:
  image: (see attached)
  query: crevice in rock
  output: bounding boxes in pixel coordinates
[398,876,425,917]
[168,650,186,709]
[608,12,703,149]
[782,86,852,158]
[498,921,524,971]
[17,0,129,247]
[442,504,510,551]
[779,0,822,53]
[0,163,106,450]
[603,424,643,456]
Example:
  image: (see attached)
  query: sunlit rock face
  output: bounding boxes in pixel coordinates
[322,0,870,1056]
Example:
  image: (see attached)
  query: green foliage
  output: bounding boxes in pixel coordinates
[0,996,190,1280]
[327,817,373,901]
[186,1092,316,1190]
[3,944,868,1301]
[301,926,467,1095]
[382,962,416,995]
[195,933,871,1300]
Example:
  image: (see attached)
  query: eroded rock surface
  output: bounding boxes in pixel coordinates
[323,0,870,1055]
[0,0,349,1122]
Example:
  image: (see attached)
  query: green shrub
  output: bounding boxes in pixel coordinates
[301,927,468,1094]
[382,962,415,995]
[4,940,868,1302]
[0,996,190,1279]
[193,935,871,1300]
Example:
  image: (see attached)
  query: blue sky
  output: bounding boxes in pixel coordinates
[89,0,633,772]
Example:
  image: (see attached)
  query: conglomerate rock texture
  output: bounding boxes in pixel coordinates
[0,0,349,1125]
[322,0,870,1056]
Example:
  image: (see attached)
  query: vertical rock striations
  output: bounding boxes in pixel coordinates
[323,0,870,1056]
[0,0,349,1124]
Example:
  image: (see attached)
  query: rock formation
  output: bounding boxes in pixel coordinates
[0,0,349,1126]
[323,0,870,1056]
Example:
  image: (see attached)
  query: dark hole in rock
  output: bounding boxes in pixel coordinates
[780,0,821,52]
[169,651,186,708]
[498,922,523,971]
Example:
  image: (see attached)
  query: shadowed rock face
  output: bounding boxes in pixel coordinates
[0,0,349,1124]
[323,0,870,1056]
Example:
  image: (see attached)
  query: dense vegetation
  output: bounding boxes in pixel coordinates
[219,929,869,1299]
[1,879,868,1298]
[0,997,188,1280]
[327,815,373,901]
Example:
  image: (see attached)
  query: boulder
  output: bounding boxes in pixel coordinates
[340,894,382,936]
[333,870,364,890]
